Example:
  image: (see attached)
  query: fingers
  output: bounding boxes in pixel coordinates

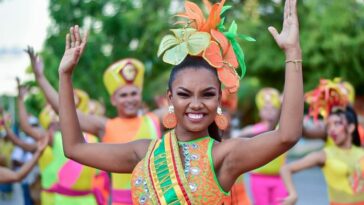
[75,25,81,47]
[268,26,279,42]
[291,0,299,24]
[66,33,71,50]
[15,77,20,85]
[291,0,297,16]
[80,30,88,54]
[67,25,85,50]
[70,27,76,48]
[284,0,289,19]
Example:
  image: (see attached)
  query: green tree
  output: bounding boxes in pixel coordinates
[25,0,364,123]
[40,0,172,116]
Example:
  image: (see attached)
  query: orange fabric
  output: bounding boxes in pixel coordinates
[222,183,251,205]
[102,117,142,143]
[131,137,227,204]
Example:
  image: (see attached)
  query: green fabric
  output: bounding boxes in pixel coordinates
[54,193,97,205]
[42,132,66,189]
[208,139,229,195]
[153,137,179,204]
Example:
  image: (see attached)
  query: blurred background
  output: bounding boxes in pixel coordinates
[1,0,364,204]
[1,0,363,121]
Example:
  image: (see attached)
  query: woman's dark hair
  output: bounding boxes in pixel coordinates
[329,106,361,146]
[168,56,222,142]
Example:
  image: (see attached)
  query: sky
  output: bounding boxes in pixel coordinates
[0,0,50,95]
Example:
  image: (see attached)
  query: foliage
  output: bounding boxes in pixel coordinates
[22,0,364,122]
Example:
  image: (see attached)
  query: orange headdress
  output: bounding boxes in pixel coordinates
[305,79,349,121]
[158,0,255,93]
[333,78,355,104]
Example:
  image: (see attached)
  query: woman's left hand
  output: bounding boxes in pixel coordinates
[268,0,300,53]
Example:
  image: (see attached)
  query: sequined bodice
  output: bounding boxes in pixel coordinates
[131,136,227,204]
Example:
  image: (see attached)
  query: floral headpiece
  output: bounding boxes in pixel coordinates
[305,79,349,121]
[158,0,255,93]
[333,77,355,104]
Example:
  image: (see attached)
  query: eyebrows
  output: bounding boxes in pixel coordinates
[176,87,218,93]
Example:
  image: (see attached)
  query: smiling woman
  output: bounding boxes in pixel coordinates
[166,56,222,142]
[57,0,303,204]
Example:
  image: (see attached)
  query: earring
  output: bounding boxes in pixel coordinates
[163,105,177,129]
[215,107,228,131]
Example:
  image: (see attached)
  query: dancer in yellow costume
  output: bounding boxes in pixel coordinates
[58,0,303,204]
[281,106,364,205]
[236,88,287,205]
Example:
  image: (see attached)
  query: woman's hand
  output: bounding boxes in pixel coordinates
[24,46,44,78]
[59,25,88,75]
[268,0,300,54]
[36,134,49,153]
[16,78,27,98]
[280,194,298,205]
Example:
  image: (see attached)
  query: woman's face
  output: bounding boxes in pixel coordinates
[327,114,351,146]
[111,85,142,117]
[169,68,220,133]
[260,103,280,122]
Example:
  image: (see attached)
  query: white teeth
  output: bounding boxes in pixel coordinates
[188,113,203,119]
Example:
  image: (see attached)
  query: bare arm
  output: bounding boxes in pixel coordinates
[4,126,37,153]
[235,125,257,138]
[0,135,48,183]
[302,117,326,140]
[280,151,326,205]
[58,26,149,173]
[16,81,45,141]
[25,47,107,137]
[217,0,303,190]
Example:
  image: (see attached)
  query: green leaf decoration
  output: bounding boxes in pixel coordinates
[221,5,232,16]
[187,32,211,55]
[238,34,256,42]
[223,21,255,79]
[157,35,179,57]
[163,42,188,65]
[171,28,196,40]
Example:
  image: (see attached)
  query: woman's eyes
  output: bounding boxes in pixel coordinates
[177,92,190,97]
[203,92,216,97]
[176,92,216,98]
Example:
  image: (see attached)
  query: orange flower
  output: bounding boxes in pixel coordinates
[176,0,226,33]
[203,29,239,93]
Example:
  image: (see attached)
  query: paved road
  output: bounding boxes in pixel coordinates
[244,161,329,205]
[294,166,329,205]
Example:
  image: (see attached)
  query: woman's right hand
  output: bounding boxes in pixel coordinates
[24,46,44,78]
[36,134,49,153]
[16,77,27,98]
[59,25,88,75]
[280,194,297,205]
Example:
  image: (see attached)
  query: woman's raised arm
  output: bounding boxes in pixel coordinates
[58,26,149,173]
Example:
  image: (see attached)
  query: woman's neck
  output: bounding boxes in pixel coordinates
[338,135,353,149]
[174,125,209,142]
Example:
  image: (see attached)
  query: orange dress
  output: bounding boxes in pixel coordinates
[131,132,228,204]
